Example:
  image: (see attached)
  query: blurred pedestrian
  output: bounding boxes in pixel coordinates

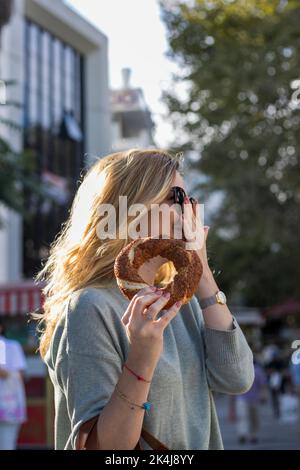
[236,359,268,444]
[0,319,27,450]
[268,368,283,419]
[261,343,280,366]
[289,356,300,396]
[279,378,299,424]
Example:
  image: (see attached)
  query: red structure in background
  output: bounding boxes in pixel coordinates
[0,281,54,448]
[264,299,300,318]
[0,281,44,316]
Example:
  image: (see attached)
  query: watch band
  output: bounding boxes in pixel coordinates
[199,293,218,309]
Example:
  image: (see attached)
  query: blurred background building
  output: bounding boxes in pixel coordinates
[110,67,155,151]
[0,0,110,285]
[0,0,111,447]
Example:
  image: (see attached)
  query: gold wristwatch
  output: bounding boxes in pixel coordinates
[199,291,227,309]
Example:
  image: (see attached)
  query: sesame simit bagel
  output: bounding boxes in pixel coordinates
[114,237,203,309]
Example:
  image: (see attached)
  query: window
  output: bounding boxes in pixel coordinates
[23,19,85,279]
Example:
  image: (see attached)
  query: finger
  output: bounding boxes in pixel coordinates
[191,201,202,232]
[141,291,171,321]
[204,225,210,241]
[183,201,206,250]
[124,291,164,324]
[184,198,201,236]
[182,215,196,242]
[192,201,201,229]
[191,200,203,225]
[125,285,157,315]
[182,201,195,241]
[121,286,157,325]
[122,291,162,326]
[135,285,157,298]
[155,300,182,328]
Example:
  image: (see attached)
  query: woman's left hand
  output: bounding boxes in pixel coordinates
[181,197,234,330]
[181,196,210,274]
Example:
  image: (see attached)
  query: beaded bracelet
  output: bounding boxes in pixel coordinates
[115,385,152,415]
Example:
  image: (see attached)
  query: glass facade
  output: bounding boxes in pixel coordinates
[23,19,85,278]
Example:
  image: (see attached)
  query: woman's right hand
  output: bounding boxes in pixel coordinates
[121,286,182,372]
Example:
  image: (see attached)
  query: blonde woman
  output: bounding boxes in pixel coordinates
[35,149,254,450]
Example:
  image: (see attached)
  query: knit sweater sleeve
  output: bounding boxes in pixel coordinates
[190,296,255,395]
[56,288,124,450]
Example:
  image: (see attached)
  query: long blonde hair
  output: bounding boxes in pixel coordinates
[34,148,183,358]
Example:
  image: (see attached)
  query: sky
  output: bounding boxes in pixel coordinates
[66,0,179,147]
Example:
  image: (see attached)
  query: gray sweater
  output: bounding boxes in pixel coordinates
[44,280,254,450]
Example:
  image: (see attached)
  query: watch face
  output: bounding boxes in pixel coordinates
[216,291,227,304]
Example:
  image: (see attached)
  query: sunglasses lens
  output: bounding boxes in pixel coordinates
[172,186,185,205]
[171,187,192,206]
[178,189,185,205]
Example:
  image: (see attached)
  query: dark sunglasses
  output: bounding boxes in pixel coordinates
[171,186,196,206]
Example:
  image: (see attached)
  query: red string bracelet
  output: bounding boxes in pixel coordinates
[123,363,152,383]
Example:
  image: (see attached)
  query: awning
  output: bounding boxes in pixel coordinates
[0,281,45,316]
[263,298,300,318]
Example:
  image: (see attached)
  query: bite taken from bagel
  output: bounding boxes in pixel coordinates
[113,237,203,309]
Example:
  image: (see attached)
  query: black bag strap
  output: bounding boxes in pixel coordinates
[135,427,169,450]
[78,416,169,450]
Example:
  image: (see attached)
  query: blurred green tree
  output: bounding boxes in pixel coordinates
[160,0,300,307]
[0,0,45,224]
[0,82,46,225]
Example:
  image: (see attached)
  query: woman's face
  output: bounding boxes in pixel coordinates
[147,171,187,239]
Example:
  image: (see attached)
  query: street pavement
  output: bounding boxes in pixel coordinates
[215,394,300,450]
